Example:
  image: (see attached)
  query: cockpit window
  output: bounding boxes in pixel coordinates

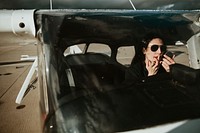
[87,43,111,56]
[167,44,189,66]
[63,43,111,56]
[116,46,135,66]
[63,43,85,56]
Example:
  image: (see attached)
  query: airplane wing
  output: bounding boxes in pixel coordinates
[0,0,200,10]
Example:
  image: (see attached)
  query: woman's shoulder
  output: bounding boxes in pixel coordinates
[129,61,144,71]
[126,61,146,80]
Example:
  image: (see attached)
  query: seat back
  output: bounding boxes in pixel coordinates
[64,53,126,89]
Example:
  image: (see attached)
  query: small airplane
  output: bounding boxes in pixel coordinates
[0,0,200,133]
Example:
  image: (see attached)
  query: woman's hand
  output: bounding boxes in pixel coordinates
[146,59,159,76]
[161,54,175,72]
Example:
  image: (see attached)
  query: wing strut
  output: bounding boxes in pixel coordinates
[128,0,137,10]
[15,57,38,104]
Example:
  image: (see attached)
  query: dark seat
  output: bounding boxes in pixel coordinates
[170,63,200,85]
[64,53,126,90]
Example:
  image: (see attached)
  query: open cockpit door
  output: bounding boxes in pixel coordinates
[35,9,200,132]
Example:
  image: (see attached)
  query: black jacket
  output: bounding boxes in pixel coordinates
[125,61,166,81]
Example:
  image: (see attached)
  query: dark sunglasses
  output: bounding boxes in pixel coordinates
[149,45,166,52]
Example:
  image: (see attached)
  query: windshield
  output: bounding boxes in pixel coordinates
[37,10,200,132]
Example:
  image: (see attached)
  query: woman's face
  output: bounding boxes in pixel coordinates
[143,38,165,62]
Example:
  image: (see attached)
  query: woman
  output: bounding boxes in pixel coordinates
[126,33,175,80]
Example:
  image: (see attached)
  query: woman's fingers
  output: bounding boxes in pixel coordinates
[162,61,170,72]
[163,55,175,64]
[162,55,175,72]
[146,59,159,76]
[153,59,159,67]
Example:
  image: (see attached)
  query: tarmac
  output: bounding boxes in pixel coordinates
[0,34,189,133]
[0,35,42,133]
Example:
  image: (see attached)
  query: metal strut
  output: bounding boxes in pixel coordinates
[16,56,38,104]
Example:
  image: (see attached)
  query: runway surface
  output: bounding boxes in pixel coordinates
[0,38,189,133]
[0,42,42,133]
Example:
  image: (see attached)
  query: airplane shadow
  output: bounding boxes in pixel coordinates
[0,101,4,105]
